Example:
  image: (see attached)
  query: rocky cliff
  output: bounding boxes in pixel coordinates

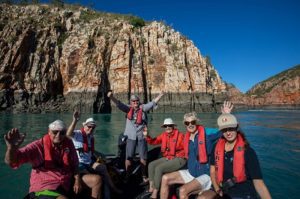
[245,64,300,109]
[0,4,227,113]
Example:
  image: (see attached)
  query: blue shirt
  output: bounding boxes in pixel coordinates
[187,128,221,177]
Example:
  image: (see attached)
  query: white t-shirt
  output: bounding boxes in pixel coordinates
[72,130,93,165]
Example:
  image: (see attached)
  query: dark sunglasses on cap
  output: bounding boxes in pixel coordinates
[221,127,237,133]
[51,130,66,135]
[163,124,174,128]
[184,120,197,126]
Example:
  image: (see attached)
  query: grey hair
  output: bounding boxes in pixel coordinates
[183,112,199,122]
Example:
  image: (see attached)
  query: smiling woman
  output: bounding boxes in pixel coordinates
[143,118,186,199]
[200,113,272,199]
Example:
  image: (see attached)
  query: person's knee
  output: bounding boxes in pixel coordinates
[161,174,170,185]
[154,166,163,175]
[197,195,206,199]
[92,162,101,169]
[88,174,102,188]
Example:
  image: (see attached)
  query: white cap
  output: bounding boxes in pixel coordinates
[130,94,140,101]
[82,118,96,127]
[48,120,66,131]
[161,118,176,127]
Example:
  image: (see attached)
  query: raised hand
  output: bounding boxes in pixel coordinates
[107,90,113,98]
[4,128,26,149]
[73,110,80,122]
[143,126,148,137]
[160,90,165,96]
[221,101,233,113]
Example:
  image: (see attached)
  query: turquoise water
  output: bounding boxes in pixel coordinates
[0,111,300,199]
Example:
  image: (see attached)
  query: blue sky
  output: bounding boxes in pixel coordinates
[64,0,299,93]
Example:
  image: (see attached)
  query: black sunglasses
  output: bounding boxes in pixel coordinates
[221,127,237,133]
[51,130,66,135]
[163,124,174,128]
[87,126,95,129]
[184,120,197,126]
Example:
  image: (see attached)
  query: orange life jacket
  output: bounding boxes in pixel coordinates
[80,127,94,154]
[127,106,143,124]
[160,129,185,159]
[215,134,247,184]
[43,134,73,170]
[183,125,208,163]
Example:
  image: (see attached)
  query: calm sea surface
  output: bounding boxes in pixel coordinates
[0,111,299,199]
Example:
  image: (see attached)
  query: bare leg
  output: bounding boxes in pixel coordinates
[150,188,159,198]
[82,173,102,199]
[160,171,185,199]
[149,180,154,192]
[197,190,217,199]
[57,196,68,199]
[92,163,122,194]
[179,179,201,199]
[125,159,131,171]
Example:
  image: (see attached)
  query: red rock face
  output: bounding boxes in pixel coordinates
[0,5,298,113]
[227,68,300,107]
[0,4,228,113]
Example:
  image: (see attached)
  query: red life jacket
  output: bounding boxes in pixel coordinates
[215,134,247,184]
[43,134,73,170]
[160,129,185,159]
[183,125,208,163]
[81,127,94,154]
[127,106,143,124]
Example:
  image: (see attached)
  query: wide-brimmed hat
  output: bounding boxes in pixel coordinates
[217,113,238,130]
[161,118,176,127]
[130,94,140,101]
[49,120,66,131]
[82,118,96,127]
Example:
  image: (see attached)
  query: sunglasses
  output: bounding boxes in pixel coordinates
[221,127,237,133]
[131,100,139,103]
[163,125,174,128]
[87,126,95,129]
[51,130,66,135]
[184,120,197,126]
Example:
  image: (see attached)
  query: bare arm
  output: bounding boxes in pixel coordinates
[66,110,80,138]
[152,90,164,104]
[73,172,82,194]
[107,90,119,105]
[253,179,272,199]
[210,165,223,196]
[4,128,25,165]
